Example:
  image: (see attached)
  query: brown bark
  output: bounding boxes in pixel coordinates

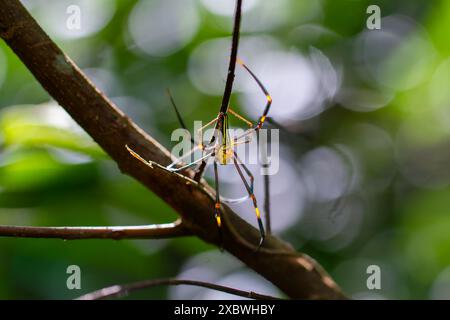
[0,0,346,299]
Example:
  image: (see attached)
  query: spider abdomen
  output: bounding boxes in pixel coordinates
[216,145,234,165]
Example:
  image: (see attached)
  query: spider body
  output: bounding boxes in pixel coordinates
[212,113,236,165]
[216,144,234,165]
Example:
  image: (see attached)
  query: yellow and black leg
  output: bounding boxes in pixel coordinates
[232,156,265,249]
[237,58,272,129]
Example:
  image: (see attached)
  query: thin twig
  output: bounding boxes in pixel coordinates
[0,220,191,240]
[218,0,242,115]
[194,0,242,182]
[76,278,281,300]
[264,168,271,235]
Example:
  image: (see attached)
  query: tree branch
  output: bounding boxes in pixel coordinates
[193,0,242,181]
[0,220,190,240]
[0,0,347,299]
[219,0,242,115]
[76,278,281,300]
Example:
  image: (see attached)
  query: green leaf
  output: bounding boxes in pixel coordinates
[0,103,106,158]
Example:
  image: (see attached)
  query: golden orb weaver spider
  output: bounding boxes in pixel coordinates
[126,58,272,248]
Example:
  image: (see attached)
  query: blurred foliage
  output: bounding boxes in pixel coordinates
[0,0,450,299]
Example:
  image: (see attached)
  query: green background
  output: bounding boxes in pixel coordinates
[1,0,450,299]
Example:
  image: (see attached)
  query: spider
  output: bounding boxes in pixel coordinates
[126,58,272,248]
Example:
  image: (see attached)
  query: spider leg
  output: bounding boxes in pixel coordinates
[232,155,265,249]
[197,116,220,151]
[167,152,213,173]
[228,108,253,128]
[125,145,154,168]
[232,57,274,232]
[218,138,255,204]
[166,145,200,170]
[237,58,272,129]
[233,126,256,144]
[166,89,195,144]
[233,132,272,234]
[233,152,254,193]
[126,145,212,174]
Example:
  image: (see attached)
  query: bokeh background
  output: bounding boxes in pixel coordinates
[1,0,450,299]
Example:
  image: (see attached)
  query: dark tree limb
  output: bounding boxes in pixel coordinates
[193,0,242,181]
[218,0,242,115]
[0,0,347,299]
[0,220,190,240]
[77,278,281,300]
